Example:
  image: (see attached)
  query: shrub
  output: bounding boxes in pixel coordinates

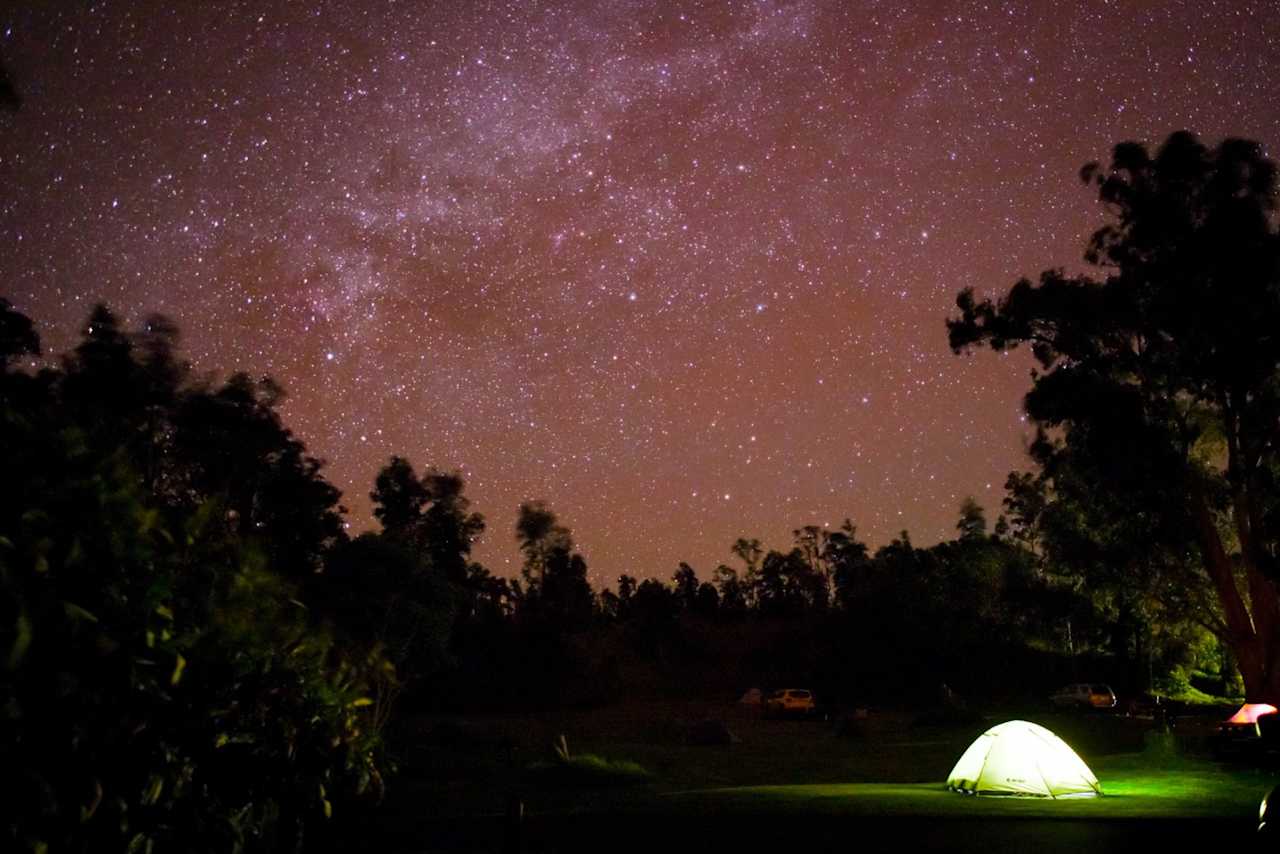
[0,439,391,852]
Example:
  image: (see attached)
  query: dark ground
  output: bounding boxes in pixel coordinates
[341,700,1273,853]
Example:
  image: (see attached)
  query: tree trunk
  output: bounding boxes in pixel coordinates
[1190,487,1277,702]
[1245,564,1280,703]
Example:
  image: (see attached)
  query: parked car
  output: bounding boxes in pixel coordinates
[1123,692,1185,721]
[1050,683,1117,710]
[764,688,816,717]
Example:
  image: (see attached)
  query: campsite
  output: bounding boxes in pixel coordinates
[351,699,1276,851]
[7,3,1280,852]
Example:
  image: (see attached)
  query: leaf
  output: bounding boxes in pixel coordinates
[351,697,373,708]
[142,775,164,806]
[6,611,31,670]
[170,653,186,686]
[154,604,174,621]
[138,508,159,533]
[79,779,103,822]
[63,601,99,624]
[19,509,49,526]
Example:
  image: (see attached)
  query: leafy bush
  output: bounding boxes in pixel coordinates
[0,440,393,852]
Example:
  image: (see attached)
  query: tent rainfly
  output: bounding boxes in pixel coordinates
[946,720,1100,798]
[1226,703,1278,725]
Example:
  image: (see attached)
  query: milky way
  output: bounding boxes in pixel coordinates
[3,1,1279,582]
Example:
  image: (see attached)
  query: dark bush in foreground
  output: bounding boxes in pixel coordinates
[0,444,393,852]
[0,303,393,852]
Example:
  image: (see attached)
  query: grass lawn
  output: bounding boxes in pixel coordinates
[363,700,1278,850]
[667,755,1270,819]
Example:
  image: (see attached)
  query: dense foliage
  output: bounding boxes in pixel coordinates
[0,302,389,852]
[949,131,1280,701]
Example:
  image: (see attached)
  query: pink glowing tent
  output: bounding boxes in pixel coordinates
[1227,703,1278,725]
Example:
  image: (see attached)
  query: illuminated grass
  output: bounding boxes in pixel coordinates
[662,755,1270,820]
[385,702,1277,830]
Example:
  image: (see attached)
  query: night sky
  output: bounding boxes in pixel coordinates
[3,2,1279,583]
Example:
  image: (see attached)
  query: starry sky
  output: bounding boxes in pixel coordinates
[3,1,1279,583]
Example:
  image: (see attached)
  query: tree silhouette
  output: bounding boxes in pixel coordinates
[0,297,39,368]
[672,562,699,611]
[693,581,720,617]
[1001,471,1047,554]
[956,497,988,542]
[0,302,387,850]
[371,456,429,535]
[516,499,572,592]
[616,573,637,619]
[755,550,789,616]
[49,304,345,578]
[824,520,871,610]
[598,586,622,621]
[371,457,484,584]
[514,501,592,631]
[321,532,455,681]
[417,469,485,584]
[793,524,826,579]
[628,578,680,655]
[540,547,595,632]
[712,563,746,615]
[174,372,344,576]
[461,562,514,622]
[730,537,763,607]
[950,131,1280,701]
[60,304,148,446]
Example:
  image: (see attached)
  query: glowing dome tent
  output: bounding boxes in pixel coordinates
[1227,703,1277,725]
[946,720,1100,798]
